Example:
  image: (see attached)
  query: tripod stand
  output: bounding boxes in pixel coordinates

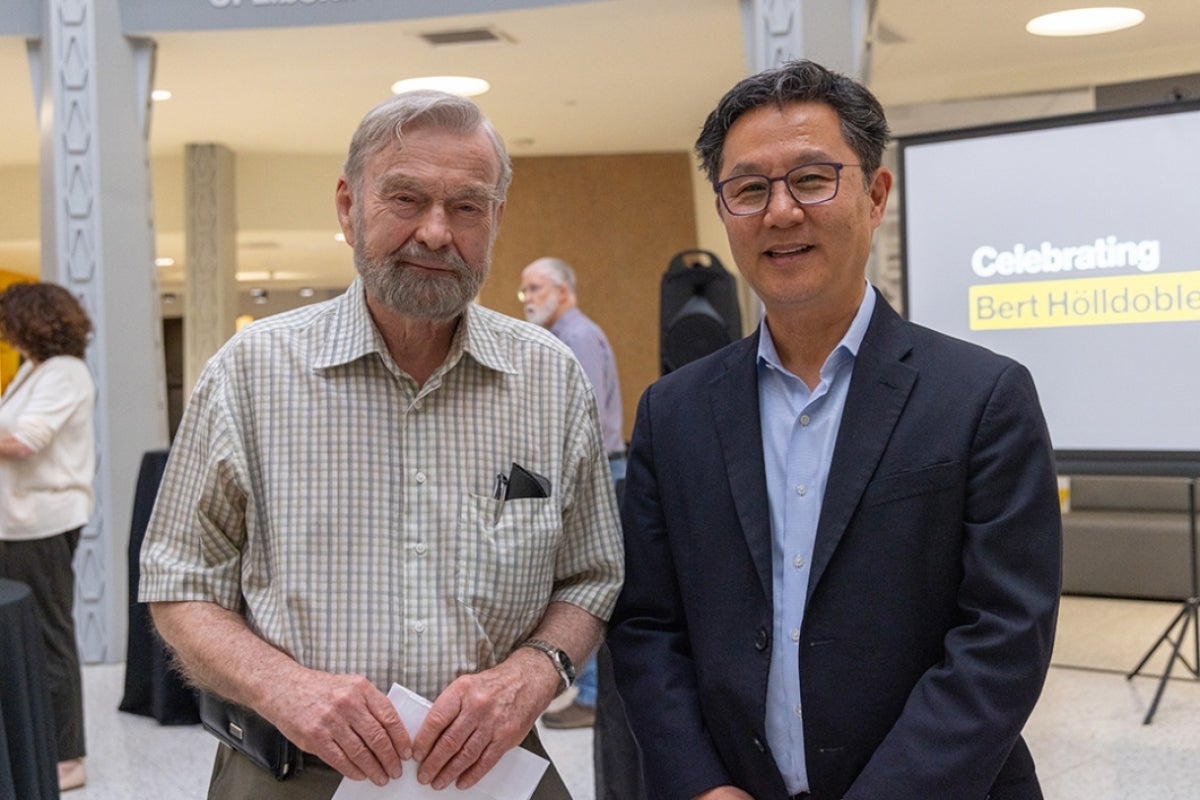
[1126,478,1199,724]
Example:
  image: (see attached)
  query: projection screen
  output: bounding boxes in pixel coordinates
[899,100,1200,473]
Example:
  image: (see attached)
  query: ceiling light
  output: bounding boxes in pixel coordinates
[391,76,490,97]
[151,89,172,101]
[1026,7,1145,37]
[298,287,316,298]
[334,232,346,243]
[155,256,175,267]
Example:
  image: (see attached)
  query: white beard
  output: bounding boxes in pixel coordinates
[524,293,558,327]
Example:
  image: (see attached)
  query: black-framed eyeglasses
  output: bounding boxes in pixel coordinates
[714,162,861,216]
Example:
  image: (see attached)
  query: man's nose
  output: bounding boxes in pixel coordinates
[413,203,454,250]
[763,180,806,225]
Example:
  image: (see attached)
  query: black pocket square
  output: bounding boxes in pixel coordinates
[505,462,551,499]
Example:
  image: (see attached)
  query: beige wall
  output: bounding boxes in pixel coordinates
[483,152,700,443]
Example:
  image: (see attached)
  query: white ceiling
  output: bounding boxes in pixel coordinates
[1,0,1198,293]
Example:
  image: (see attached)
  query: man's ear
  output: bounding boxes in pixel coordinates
[335,176,356,246]
[868,167,893,229]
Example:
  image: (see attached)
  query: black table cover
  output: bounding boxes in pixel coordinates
[0,578,60,800]
[119,448,200,725]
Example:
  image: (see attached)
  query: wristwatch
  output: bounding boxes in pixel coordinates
[520,638,576,692]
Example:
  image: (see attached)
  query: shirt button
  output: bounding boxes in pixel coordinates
[790,628,801,642]
[413,399,424,410]
[800,414,811,426]
[793,554,805,569]
[414,542,428,556]
[415,471,427,484]
[794,703,803,719]
[413,621,426,633]
[795,484,807,496]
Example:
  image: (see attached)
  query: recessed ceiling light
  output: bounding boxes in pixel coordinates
[334,232,346,243]
[1026,7,1145,37]
[391,76,490,97]
[151,89,172,101]
[155,256,175,267]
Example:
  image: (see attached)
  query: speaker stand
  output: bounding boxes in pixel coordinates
[1126,478,1200,724]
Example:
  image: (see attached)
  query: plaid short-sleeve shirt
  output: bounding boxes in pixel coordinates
[140,280,624,699]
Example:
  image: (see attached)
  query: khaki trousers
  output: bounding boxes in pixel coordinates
[207,728,572,800]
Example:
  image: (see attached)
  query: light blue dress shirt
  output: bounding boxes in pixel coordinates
[758,286,875,795]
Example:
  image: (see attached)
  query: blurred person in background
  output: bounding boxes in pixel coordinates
[0,281,96,793]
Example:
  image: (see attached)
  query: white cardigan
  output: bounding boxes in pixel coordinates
[0,356,96,541]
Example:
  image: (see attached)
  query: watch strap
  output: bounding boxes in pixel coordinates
[520,638,575,692]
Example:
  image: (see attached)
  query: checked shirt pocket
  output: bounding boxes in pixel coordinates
[455,493,560,644]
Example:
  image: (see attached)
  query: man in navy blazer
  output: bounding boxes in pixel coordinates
[607,60,1062,800]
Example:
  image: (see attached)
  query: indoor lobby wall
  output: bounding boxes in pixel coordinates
[484,151,700,443]
[0,164,40,277]
[0,165,38,241]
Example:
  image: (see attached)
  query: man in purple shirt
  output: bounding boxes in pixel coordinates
[520,257,625,471]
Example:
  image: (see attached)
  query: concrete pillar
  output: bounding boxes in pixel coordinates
[29,0,170,662]
[740,0,871,77]
[183,144,238,396]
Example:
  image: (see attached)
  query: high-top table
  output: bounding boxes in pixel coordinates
[119,448,200,725]
[0,578,60,800]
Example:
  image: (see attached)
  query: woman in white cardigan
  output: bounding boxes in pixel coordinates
[0,281,95,793]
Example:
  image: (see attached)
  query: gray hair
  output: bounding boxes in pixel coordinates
[695,59,891,189]
[532,257,577,295]
[343,90,513,200]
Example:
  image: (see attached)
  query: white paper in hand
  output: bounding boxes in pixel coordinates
[330,683,549,800]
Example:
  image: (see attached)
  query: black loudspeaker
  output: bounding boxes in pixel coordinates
[660,250,742,375]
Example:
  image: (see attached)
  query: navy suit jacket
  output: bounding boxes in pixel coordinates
[608,291,1062,800]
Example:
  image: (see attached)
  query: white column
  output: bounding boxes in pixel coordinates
[740,0,871,77]
[29,0,169,663]
[184,144,239,396]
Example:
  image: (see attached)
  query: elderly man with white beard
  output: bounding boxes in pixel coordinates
[139,91,624,800]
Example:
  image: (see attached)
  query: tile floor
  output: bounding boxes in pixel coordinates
[65,596,1200,799]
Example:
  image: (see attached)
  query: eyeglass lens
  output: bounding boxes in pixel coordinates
[719,163,843,215]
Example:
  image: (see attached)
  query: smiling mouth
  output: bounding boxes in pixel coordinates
[766,244,814,257]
